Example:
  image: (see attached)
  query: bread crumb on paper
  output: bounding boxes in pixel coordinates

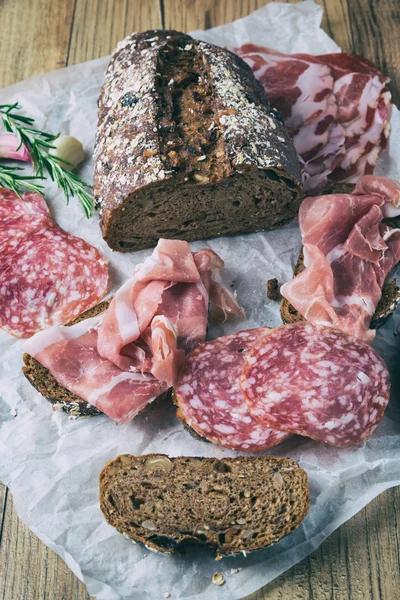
[266,278,280,300]
[212,572,225,586]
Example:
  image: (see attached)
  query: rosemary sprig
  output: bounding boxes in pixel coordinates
[0,102,95,217]
[0,164,44,195]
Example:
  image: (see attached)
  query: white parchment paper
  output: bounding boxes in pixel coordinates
[1,2,399,599]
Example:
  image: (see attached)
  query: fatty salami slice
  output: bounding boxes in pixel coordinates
[0,188,50,218]
[0,189,108,338]
[174,328,291,452]
[240,323,390,447]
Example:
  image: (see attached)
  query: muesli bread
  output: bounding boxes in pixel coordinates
[99,454,310,558]
[94,30,302,252]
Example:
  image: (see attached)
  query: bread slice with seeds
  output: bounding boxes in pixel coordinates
[22,300,111,418]
[99,454,310,559]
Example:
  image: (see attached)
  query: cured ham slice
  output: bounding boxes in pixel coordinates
[97,239,200,370]
[24,317,166,423]
[97,240,244,370]
[236,45,391,194]
[0,189,108,338]
[281,176,400,342]
[25,239,244,423]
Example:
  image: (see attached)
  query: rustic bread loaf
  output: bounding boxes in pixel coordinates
[94,30,302,252]
[99,453,310,558]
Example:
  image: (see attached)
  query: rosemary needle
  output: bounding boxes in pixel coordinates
[0,164,44,196]
[0,102,95,217]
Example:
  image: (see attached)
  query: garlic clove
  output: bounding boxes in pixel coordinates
[49,135,85,171]
[0,133,31,162]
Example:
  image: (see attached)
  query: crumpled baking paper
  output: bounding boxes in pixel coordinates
[0,2,399,599]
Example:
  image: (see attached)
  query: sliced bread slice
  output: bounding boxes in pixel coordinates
[99,453,310,559]
[280,250,400,329]
[22,300,111,418]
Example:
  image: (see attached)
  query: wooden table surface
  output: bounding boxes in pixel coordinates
[0,0,399,598]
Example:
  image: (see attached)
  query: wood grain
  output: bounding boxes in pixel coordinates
[318,0,353,52]
[0,487,90,600]
[0,0,74,87]
[163,0,267,32]
[67,0,162,65]
[0,1,399,599]
[348,0,400,105]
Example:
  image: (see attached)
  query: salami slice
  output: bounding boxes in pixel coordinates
[0,189,108,338]
[240,323,391,447]
[174,328,291,452]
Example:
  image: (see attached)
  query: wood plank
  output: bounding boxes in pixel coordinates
[0,0,74,87]
[163,0,267,32]
[317,0,353,52]
[67,0,162,65]
[162,0,352,53]
[0,487,92,600]
[347,0,400,105]
[244,487,400,600]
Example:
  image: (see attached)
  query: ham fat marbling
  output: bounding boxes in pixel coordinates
[236,46,391,194]
[25,239,244,423]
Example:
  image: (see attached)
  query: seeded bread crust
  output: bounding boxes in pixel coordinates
[94,30,302,252]
[22,300,111,418]
[99,454,310,559]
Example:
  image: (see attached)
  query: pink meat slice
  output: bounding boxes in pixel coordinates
[25,238,244,422]
[175,328,291,452]
[97,240,245,374]
[0,189,108,338]
[240,323,390,447]
[281,175,400,342]
[96,239,200,370]
[160,249,245,354]
[24,316,167,423]
[235,46,391,195]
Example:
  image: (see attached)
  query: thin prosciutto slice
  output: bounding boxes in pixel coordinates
[25,239,244,423]
[97,241,244,369]
[281,176,400,342]
[24,316,166,423]
[236,45,391,195]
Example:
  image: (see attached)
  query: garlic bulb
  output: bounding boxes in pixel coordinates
[49,135,85,171]
[0,133,30,162]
